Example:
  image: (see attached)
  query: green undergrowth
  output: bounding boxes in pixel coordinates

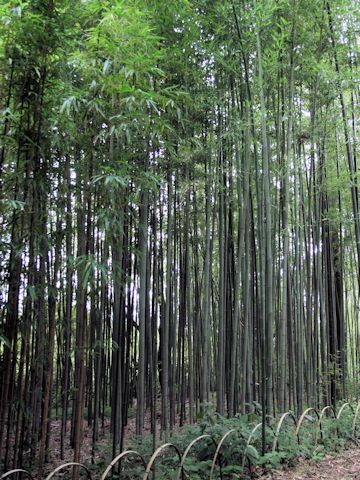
[92,402,359,479]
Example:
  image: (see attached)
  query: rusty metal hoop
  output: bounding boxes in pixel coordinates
[352,402,360,437]
[316,405,337,443]
[176,434,216,480]
[101,450,147,480]
[296,407,321,445]
[1,470,34,480]
[44,463,92,480]
[143,443,182,480]
[272,411,297,452]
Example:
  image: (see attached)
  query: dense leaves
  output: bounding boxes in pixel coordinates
[0,0,359,476]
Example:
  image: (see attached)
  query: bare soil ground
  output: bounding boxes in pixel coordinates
[258,446,360,479]
[43,411,177,475]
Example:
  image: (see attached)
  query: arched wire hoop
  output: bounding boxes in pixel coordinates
[1,470,34,480]
[176,434,217,480]
[336,402,355,440]
[143,443,182,480]
[296,407,321,445]
[241,422,275,469]
[352,402,360,437]
[272,412,297,453]
[44,463,92,480]
[101,451,147,480]
[316,405,337,444]
[246,423,263,448]
[336,402,354,421]
[209,429,244,480]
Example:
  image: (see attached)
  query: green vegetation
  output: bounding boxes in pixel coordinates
[91,402,359,479]
[0,0,359,477]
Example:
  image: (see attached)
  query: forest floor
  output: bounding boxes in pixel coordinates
[259,446,360,479]
[44,411,161,474]
[40,414,360,479]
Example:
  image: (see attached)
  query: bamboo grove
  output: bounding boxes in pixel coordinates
[0,0,359,474]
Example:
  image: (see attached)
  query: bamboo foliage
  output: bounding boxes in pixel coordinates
[0,0,359,472]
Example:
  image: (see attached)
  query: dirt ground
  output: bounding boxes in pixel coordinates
[258,446,360,479]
